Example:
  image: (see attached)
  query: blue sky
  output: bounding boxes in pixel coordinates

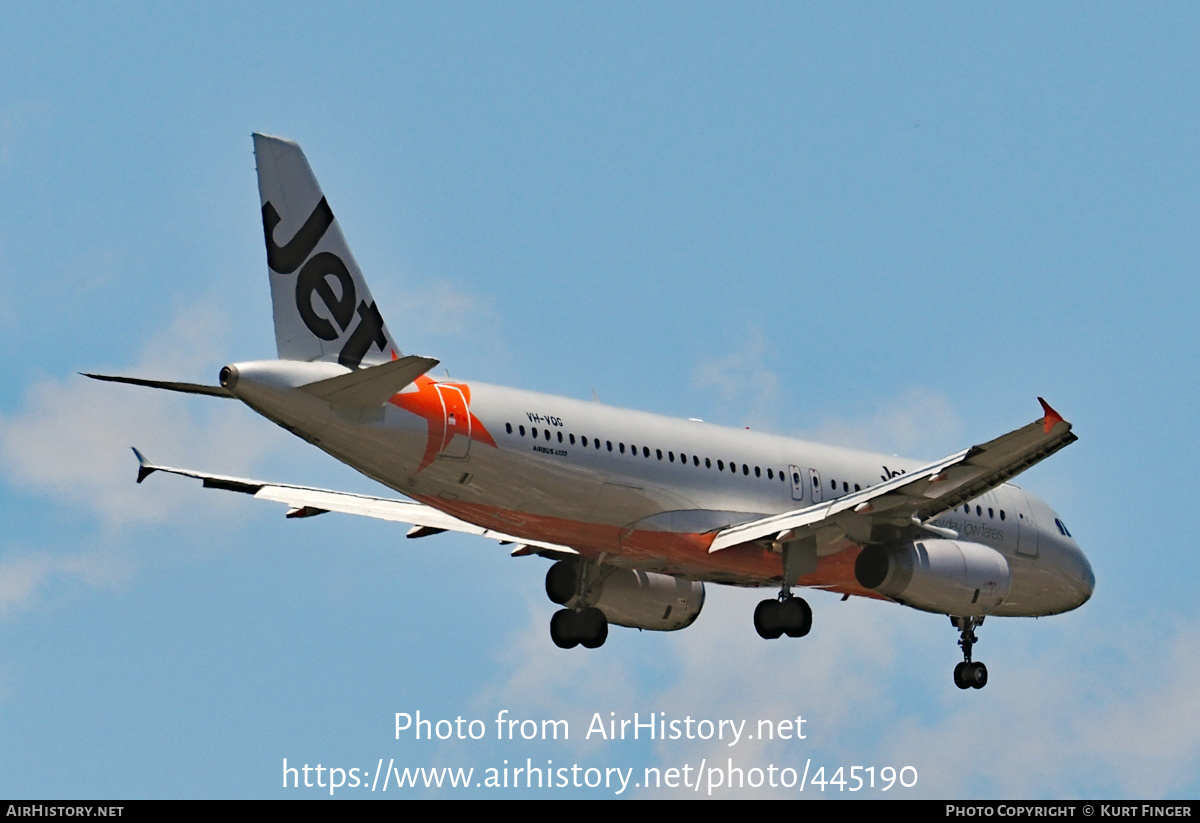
[1,3,1197,798]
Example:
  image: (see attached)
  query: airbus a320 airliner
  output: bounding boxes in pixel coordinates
[88,134,1094,690]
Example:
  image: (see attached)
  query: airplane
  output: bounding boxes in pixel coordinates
[86,134,1094,690]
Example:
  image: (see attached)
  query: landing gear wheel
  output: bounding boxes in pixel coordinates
[967,661,987,689]
[545,560,577,605]
[754,599,784,639]
[781,597,813,638]
[953,661,970,690]
[550,607,608,649]
[578,607,609,649]
[550,609,579,649]
[755,597,812,639]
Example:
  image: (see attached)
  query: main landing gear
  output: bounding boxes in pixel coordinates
[545,559,610,649]
[754,539,815,640]
[753,595,812,639]
[952,616,988,690]
[549,606,608,649]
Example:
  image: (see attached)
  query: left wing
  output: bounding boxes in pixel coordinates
[130,449,576,557]
[708,398,1076,553]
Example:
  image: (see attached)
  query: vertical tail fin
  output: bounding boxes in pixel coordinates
[253,133,399,368]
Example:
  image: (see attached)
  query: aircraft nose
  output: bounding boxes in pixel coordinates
[1070,545,1095,608]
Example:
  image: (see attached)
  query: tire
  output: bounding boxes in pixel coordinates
[754,599,783,639]
[783,597,813,638]
[550,609,579,649]
[545,561,577,605]
[579,607,609,649]
[970,661,988,689]
[953,661,971,689]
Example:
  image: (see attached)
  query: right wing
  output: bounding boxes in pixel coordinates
[130,449,576,557]
[708,398,1077,553]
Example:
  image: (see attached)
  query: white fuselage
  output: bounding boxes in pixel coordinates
[227,359,1094,619]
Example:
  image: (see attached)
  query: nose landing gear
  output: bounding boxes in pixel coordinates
[952,616,988,689]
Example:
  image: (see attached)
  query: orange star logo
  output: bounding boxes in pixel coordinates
[388,374,497,471]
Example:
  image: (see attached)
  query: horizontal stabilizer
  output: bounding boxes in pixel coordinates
[83,373,231,398]
[299,355,439,407]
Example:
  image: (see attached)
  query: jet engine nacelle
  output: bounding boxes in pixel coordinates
[854,539,1011,616]
[545,560,704,631]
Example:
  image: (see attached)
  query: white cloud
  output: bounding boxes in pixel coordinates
[473,595,647,753]
[0,546,134,620]
[469,582,1200,798]
[375,279,504,353]
[692,331,781,430]
[871,620,1200,799]
[0,306,278,527]
[0,303,292,620]
[803,386,964,458]
[691,340,961,459]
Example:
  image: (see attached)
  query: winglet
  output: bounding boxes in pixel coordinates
[131,447,157,484]
[1038,397,1065,434]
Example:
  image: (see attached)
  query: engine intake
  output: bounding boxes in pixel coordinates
[855,539,1011,616]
